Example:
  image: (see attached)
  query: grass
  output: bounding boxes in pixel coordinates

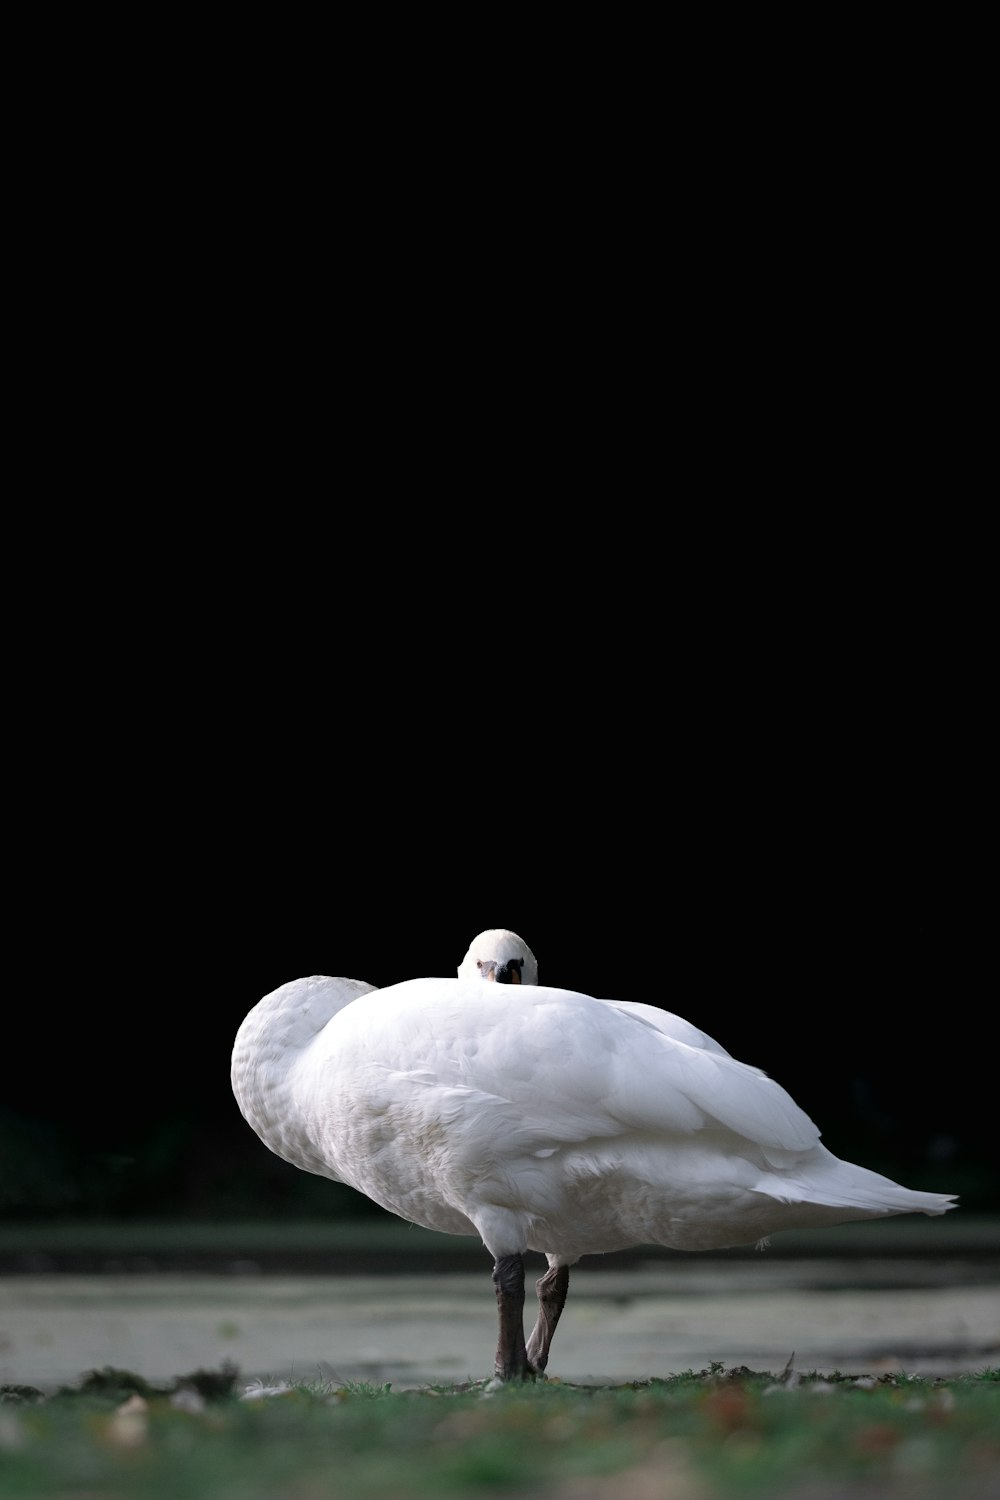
[1,1362,997,1498]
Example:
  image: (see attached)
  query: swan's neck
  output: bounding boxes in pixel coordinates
[230,975,375,1173]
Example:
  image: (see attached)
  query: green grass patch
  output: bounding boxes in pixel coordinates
[1,1363,997,1498]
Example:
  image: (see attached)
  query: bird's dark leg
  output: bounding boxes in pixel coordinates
[492,1253,536,1381]
[525,1263,570,1373]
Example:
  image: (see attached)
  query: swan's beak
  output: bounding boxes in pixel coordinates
[481,961,522,984]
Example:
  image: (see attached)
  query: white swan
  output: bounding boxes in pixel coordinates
[231,928,957,1381]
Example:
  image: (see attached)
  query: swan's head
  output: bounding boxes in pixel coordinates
[458,928,538,986]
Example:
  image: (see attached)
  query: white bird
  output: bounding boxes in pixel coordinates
[231,928,957,1382]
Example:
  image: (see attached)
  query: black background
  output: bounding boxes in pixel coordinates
[7,125,993,1235]
[3,520,994,1226]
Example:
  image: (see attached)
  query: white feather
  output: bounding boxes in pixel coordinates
[231,933,956,1267]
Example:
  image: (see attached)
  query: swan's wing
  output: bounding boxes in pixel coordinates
[547,987,818,1155]
[603,1000,740,1060]
[327,980,820,1160]
[609,1026,820,1156]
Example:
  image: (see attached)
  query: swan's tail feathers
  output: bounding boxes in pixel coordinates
[872,1188,958,1217]
[759,1162,959,1218]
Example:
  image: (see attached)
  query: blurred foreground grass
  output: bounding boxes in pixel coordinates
[1,1363,998,1499]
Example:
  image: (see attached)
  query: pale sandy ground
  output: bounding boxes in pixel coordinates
[2,1230,997,1394]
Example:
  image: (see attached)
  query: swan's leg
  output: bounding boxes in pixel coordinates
[525,1263,569,1373]
[492,1253,536,1381]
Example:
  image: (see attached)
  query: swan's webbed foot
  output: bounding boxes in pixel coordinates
[492,1253,538,1381]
